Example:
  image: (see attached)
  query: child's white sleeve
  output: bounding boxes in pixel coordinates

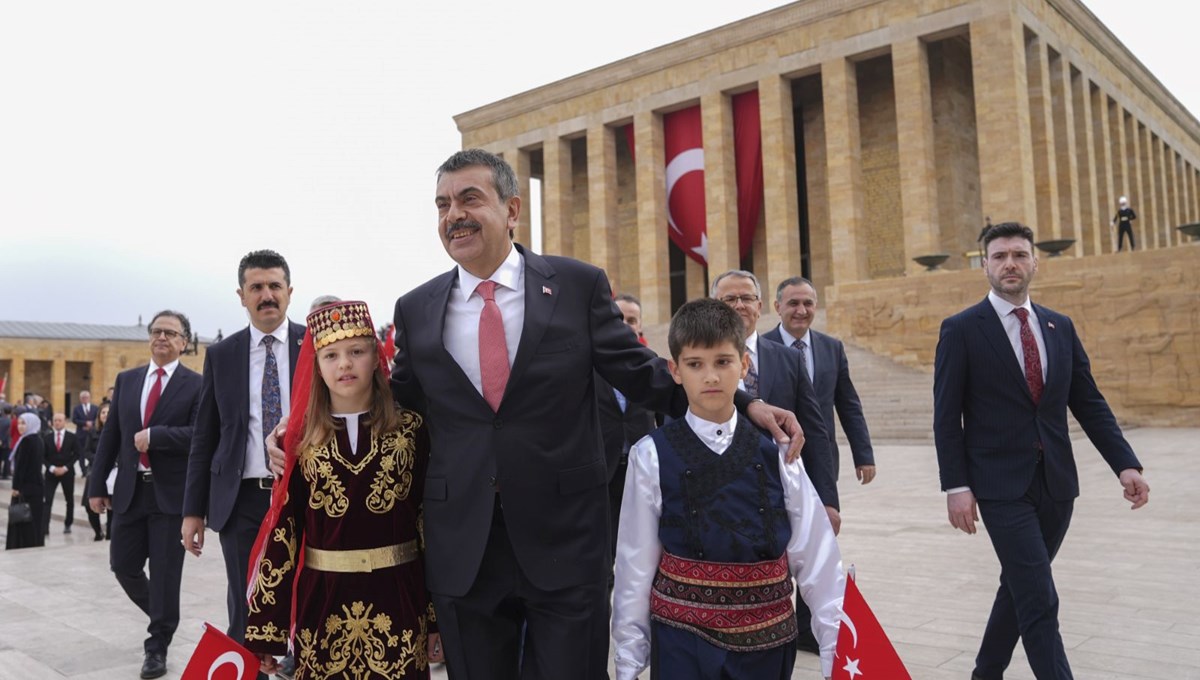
[780,452,845,678]
[611,434,663,680]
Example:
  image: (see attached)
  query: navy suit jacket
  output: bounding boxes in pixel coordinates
[594,373,657,482]
[933,298,1140,501]
[88,363,201,515]
[753,335,838,510]
[182,321,304,531]
[764,326,874,478]
[392,244,694,597]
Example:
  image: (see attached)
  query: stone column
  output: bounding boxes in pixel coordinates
[1124,114,1144,248]
[970,11,1037,229]
[51,358,66,413]
[1185,161,1197,224]
[1164,144,1179,246]
[701,90,740,277]
[1092,86,1115,254]
[9,356,24,409]
[633,110,671,326]
[1051,54,1081,255]
[503,147,533,247]
[758,74,801,290]
[1026,35,1061,239]
[588,124,620,277]
[822,56,868,285]
[541,135,575,258]
[893,37,940,273]
[1137,125,1157,249]
[1073,70,1098,256]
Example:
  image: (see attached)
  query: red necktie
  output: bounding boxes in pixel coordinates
[142,367,166,467]
[476,280,510,412]
[55,431,62,451]
[1013,308,1043,405]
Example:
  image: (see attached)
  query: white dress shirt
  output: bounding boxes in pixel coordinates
[139,358,181,470]
[245,321,292,479]
[444,245,525,398]
[332,412,365,455]
[611,410,845,679]
[776,324,815,379]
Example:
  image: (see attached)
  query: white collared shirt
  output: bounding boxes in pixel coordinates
[246,321,292,479]
[139,358,181,469]
[987,290,1047,383]
[444,245,525,398]
[737,331,760,392]
[611,409,845,679]
[777,324,815,379]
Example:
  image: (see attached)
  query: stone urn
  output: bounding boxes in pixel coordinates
[1177,223,1200,242]
[1034,238,1075,257]
[913,253,950,271]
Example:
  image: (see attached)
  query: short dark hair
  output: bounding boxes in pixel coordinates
[238,249,291,287]
[775,276,815,303]
[149,310,192,342]
[437,149,520,202]
[668,298,746,361]
[982,222,1035,254]
[614,293,642,309]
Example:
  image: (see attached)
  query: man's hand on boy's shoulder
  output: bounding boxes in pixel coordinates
[746,400,804,462]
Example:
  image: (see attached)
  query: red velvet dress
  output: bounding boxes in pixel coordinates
[245,410,434,679]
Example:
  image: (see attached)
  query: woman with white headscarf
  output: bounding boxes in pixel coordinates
[6,412,46,549]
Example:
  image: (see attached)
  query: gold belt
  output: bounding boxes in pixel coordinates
[304,540,418,573]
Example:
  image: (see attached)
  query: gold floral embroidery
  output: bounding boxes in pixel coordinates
[248,517,298,614]
[245,620,287,644]
[294,601,428,678]
[366,429,414,514]
[302,439,350,517]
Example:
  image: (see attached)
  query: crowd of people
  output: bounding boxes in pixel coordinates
[3,149,1150,680]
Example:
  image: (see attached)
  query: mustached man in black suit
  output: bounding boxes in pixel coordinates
[386,149,805,680]
[43,412,80,535]
[182,250,304,662]
[934,222,1149,680]
[89,310,201,679]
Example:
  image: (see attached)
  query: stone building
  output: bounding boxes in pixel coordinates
[0,321,208,416]
[453,0,1200,425]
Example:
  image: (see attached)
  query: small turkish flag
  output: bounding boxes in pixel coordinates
[833,572,912,680]
[181,623,260,680]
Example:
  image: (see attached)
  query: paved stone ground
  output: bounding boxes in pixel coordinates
[1,428,1196,679]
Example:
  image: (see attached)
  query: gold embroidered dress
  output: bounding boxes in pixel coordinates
[246,410,434,679]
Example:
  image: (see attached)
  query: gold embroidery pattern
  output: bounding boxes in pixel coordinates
[302,439,350,517]
[246,620,287,645]
[366,429,414,515]
[295,601,428,678]
[248,518,298,615]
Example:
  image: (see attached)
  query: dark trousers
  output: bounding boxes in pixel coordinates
[974,464,1075,680]
[43,472,75,531]
[432,498,610,680]
[651,622,797,680]
[109,477,185,655]
[1117,223,1135,251]
[217,481,271,643]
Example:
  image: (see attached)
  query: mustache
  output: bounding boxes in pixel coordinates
[257,301,280,311]
[446,219,482,238]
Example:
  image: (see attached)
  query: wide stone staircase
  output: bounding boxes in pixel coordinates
[837,340,935,444]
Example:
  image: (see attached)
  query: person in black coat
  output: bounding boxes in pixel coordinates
[42,412,80,535]
[6,412,46,550]
[82,403,114,540]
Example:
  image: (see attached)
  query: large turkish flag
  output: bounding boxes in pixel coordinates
[833,573,912,680]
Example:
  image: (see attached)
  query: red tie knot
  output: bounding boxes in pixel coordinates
[475,280,499,302]
[154,367,166,378]
[1013,307,1029,323]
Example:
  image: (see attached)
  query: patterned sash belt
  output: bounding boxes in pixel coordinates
[304,540,418,573]
[650,551,797,652]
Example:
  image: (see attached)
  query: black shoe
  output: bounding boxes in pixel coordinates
[140,651,167,679]
[93,533,104,541]
[64,525,71,534]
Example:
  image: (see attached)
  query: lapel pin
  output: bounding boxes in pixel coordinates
[1047,322,1055,330]
[542,286,553,296]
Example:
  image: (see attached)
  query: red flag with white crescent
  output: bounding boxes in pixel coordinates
[833,572,912,680]
[663,105,708,266]
[181,622,260,680]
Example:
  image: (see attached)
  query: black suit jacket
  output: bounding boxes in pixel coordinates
[764,326,874,477]
[88,363,202,515]
[594,374,657,482]
[182,322,304,531]
[71,403,98,432]
[753,335,838,509]
[933,298,1140,501]
[42,430,80,472]
[392,244,690,596]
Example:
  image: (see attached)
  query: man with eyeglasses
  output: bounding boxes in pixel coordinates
[89,310,201,679]
[182,249,304,679]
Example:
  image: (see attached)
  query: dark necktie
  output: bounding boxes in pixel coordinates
[744,354,759,398]
[142,367,165,468]
[792,338,811,382]
[1012,308,1043,405]
[261,336,283,464]
[476,281,511,412]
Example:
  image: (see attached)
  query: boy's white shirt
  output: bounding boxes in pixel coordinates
[611,409,845,679]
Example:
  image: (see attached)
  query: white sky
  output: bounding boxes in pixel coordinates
[1,1,1195,338]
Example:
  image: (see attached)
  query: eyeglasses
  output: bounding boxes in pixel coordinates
[149,328,183,339]
[719,294,760,306]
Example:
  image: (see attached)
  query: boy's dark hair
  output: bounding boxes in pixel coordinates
[238,249,291,287]
[668,298,746,360]
[981,222,1035,254]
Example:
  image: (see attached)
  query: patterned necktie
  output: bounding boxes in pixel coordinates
[261,335,283,465]
[792,338,811,382]
[743,354,759,398]
[1012,308,1044,405]
[476,281,510,412]
[142,367,165,468]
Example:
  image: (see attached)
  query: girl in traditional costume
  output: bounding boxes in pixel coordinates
[245,300,440,678]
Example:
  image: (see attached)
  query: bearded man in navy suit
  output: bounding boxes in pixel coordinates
[934,221,1149,680]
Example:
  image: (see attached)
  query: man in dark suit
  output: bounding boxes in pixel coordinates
[89,310,201,679]
[764,276,875,485]
[389,149,802,679]
[71,390,99,472]
[934,222,1149,680]
[43,412,80,535]
[181,250,304,660]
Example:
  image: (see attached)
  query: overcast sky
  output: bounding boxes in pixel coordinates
[1,1,1194,338]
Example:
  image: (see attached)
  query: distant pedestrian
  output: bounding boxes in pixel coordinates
[7,413,46,550]
[1111,196,1137,251]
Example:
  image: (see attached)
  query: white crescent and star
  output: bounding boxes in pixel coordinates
[842,657,863,679]
[664,147,705,238]
[207,651,246,680]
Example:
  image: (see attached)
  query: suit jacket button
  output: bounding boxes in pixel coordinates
[758,507,765,514]
[684,469,693,478]
[754,463,763,471]
[697,551,704,559]
[489,476,497,487]
[493,418,503,429]
[690,509,698,517]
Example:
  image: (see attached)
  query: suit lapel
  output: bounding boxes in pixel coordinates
[428,269,488,407]
[975,298,1036,403]
[130,365,150,429]
[149,365,188,424]
[811,332,828,394]
[755,339,776,401]
[507,245,558,398]
[234,328,251,415]
[288,321,305,377]
[1033,303,1063,393]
